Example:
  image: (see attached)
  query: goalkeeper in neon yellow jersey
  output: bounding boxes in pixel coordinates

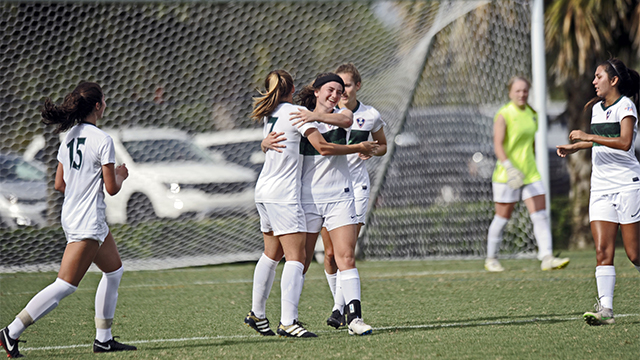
[485,76,569,272]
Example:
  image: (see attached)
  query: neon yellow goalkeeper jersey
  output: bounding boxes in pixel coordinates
[492,101,541,185]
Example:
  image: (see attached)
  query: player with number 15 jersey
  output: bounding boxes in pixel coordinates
[57,122,116,242]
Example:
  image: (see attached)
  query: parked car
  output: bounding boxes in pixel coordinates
[194,128,265,173]
[0,153,47,228]
[25,128,258,224]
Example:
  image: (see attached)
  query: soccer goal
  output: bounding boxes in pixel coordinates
[0,0,538,272]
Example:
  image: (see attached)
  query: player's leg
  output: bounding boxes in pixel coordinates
[485,201,514,272]
[584,220,618,325]
[2,240,98,358]
[276,232,316,337]
[320,227,344,328]
[245,232,282,336]
[330,224,371,335]
[91,231,136,352]
[523,191,569,270]
[620,222,640,271]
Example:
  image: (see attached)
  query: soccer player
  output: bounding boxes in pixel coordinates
[294,73,374,336]
[317,63,387,330]
[0,82,136,358]
[485,76,570,272]
[246,70,377,338]
[557,58,640,325]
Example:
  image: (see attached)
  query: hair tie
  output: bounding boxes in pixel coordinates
[312,73,344,90]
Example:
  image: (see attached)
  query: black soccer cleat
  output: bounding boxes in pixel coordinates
[93,337,137,353]
[277,320,317,338]
[0,327,24,358]
[244,311,276,336]
[326,309,345,329]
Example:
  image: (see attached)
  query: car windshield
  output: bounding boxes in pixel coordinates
[0,157,45,182]
[123,139,213,164]
[207,141,261,166]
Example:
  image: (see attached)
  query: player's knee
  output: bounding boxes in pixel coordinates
[324,246,335,260]
[595,249,613,265]
[337,253,356,269]
[627,252,640,266]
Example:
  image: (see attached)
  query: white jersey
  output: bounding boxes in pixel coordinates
[301,109,354,204]
[590,96,640,195]
[57,123,115,237]
[346,101,385,199]
[255,103,317,204]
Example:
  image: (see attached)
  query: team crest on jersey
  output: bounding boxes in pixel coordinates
[356,118,365,128]
[606,109,612,119]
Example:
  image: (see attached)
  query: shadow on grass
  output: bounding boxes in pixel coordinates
[374,312,587,333]
[140,335,284,352]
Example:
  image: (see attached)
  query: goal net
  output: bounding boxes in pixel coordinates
[0,0,536,272]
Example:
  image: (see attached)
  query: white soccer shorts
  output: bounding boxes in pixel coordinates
[303,199,358,233]
[64,226,109,245]
[492,180,546,203]
[354,196,368,225]
[256,202,307,236]
[589,188,640,224]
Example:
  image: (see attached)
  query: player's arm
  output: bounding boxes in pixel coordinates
[290,108,353,128]
[556,141,592,157]
[568,116,636,151]
[493,114,508,163]
[304,128,377,156]
[358,127,388,160]
[54,162,65,193]
[103,163,129,196]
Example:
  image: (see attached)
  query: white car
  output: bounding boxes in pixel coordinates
[0,153,48,228]
[193,128,265,174]
[25,128,257,224]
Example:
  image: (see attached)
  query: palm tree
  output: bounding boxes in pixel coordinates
[545,0,640,248]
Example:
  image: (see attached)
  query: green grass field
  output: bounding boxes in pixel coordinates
[1,249,638,359]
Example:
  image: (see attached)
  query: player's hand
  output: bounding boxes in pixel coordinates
[290,109,317,127]
[556,144,579,158]
[568,130,590,142]
[358,152,373,160]
[116,163,129,181]
[261,132,286,153]
[359,141,379,158]
[502,160,524,189]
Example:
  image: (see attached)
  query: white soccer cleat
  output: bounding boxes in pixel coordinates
[484,258,504,272]
[540,255,570,271]
[584,300,615,326]
[348,318,372,336]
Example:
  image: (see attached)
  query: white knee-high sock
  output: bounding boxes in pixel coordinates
[333,270,345,313]
[325,270,337,297]
[530,210,553,260]
[340,268,361,305]
[8,278,77,339]
[487,215,508,259]
[95,266,123,342]
[251,253,278,319]
[595,265,616,310]
[280,261,304,326]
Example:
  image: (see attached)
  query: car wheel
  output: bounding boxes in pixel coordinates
[127,193,156,224]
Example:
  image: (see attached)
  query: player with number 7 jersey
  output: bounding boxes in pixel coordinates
[254,102,317,205]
